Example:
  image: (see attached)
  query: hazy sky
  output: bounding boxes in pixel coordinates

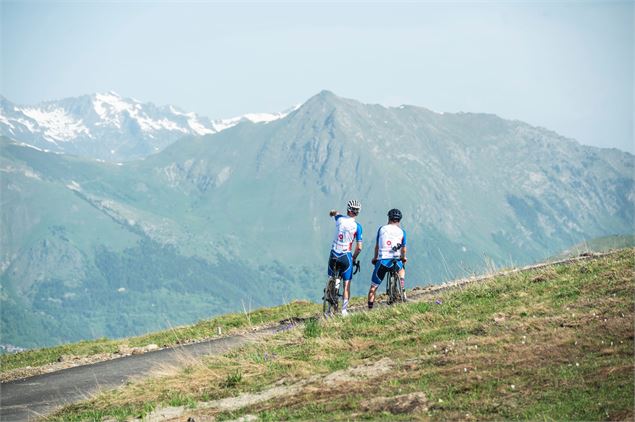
[2,1,633,152]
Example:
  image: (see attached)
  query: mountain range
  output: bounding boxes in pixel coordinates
[1,90,633,348]
[0,93,296,161]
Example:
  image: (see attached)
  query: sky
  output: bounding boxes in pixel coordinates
[2,1,633,153]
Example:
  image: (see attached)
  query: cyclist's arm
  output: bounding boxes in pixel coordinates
[353,241,362,260]
[353,223,363,260]
[372,243,379,263]
[401,246,408,263]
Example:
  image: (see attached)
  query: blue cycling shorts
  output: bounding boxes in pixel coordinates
[371,259,403,286]
[328,250,353,281]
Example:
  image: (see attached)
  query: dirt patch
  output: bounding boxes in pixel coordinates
[361,392,429,414]
[322,357,393,386]
[146,357,395,420]
[143,405,187,422]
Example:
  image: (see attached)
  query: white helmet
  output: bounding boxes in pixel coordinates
[347,199,361,213]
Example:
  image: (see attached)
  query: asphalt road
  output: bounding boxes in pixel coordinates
[0,325,286,422]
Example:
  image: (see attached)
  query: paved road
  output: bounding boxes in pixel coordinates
[0,325,288,422]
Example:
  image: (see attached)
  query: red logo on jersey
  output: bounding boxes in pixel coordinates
[387,240,392,246]
[339,234,344,240]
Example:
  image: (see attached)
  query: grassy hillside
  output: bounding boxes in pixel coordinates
[49,249,634,421]
[0,138,322,348]
[0,301,320,378]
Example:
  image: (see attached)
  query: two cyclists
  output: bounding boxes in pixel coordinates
[327,200,363,316]
[326,203,408,313]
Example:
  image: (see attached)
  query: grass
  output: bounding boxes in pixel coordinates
[0,300,319,374]
[46,249,635,421]
[302,318,321,339]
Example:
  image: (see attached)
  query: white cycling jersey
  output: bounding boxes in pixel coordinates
[331,215,362,253]
[376,224,407,259]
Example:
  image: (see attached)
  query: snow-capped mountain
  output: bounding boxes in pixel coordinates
[0,93,296,161]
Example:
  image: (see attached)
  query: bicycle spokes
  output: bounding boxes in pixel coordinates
[323,277,341,317]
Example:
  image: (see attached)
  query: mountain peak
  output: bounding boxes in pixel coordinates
[310,89,342,104]
[316,89,337,99]
[296,90,353,116]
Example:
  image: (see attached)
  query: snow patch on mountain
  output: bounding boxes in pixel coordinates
[93,92,132,119]
[18,107,91,142]
[0,93,299,161]
[213,104,301,132]
[0,113,14,128]
[168,105,215,135]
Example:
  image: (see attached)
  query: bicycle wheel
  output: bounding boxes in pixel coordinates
[323,277,340,316]
[388,273,398,305]
[323,277,333,316]
[331,277,340,314]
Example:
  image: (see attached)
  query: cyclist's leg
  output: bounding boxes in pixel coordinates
[397,261,405,289]
[327,250,338,278]
[368,284,377,309]
[368,261,387,309]
[341,254,353,314]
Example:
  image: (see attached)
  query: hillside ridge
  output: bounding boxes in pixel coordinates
[1,249,626,384]
[44,247,634,421]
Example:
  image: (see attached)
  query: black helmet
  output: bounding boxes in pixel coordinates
[388,208,402,221]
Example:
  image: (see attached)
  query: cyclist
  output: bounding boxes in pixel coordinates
[327,200,363,316]
[368,208,407,309]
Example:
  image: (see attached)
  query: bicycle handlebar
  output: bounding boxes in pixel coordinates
[391,243,403,252]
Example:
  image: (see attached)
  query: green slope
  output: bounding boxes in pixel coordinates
[50,249,634,421]
[0,139,317,347]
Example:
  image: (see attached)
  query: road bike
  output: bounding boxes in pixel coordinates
[385,257,406,304]
[385,243,406,305]
[322,269,342,317]
[323,258,360,317]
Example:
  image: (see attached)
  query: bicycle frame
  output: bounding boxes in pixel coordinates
[323,264,344,317]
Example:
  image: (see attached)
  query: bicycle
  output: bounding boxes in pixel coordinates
[386,244,406,305]
[322,270,341,317]
[323,258,360,317]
